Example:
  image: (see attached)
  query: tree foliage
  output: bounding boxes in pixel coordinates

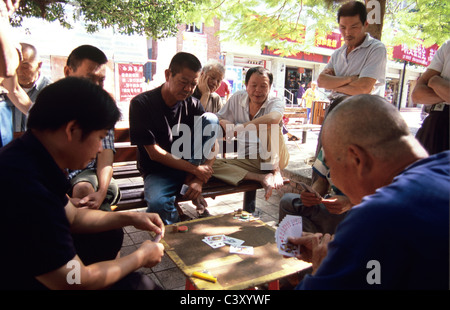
[382,0,449,47]
[10,0,450,53]
[12,0,196,39]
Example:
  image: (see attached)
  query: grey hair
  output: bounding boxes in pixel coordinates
[202,60,225,75]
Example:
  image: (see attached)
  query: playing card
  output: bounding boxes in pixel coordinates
[298,182,321,198]
[230,245,254,255]
[223,236,245,246]
[276,215,302,257]
[202,235,226,248]
[180,184,189,195]
[203,235,225,242]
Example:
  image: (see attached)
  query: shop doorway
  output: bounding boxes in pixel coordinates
[285,67,312,105]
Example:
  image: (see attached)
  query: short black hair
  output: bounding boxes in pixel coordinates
[337,1,367,25]
[245,67,273,86]
[66,45,108,71]
[27,77,121,139]
[169,52,202,76]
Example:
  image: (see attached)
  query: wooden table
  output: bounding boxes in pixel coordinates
[158,213,311,290]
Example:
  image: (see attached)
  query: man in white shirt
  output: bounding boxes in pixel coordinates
[213,67,289,201]
[314,0,387,165]
[412,40,450,155]
[318,1,387,102]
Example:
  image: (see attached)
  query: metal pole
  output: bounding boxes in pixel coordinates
[397,61,407,110]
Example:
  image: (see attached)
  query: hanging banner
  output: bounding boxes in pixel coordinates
[117,63,145,102]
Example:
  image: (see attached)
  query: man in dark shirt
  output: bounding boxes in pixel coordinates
[0,77,165,290]
[129,52,220,224]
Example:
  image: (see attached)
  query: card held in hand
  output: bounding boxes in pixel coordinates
[276,215,302,257]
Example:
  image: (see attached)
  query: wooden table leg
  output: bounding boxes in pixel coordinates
[185,278,197,290]
[301,130,307,143]
[268,280,280,290]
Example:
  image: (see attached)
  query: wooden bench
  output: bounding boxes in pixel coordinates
[112,128,288,215]
[287,124,322,143]
[284,106,308,120]
[283,107,321,143]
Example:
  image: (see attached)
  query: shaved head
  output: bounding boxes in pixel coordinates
[323,95,415,160]
[321,94,427,204]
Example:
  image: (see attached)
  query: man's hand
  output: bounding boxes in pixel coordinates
[198,72,211,95]
[132,212,165,237]
[322,195,352,214]
[300,191,323,207]
[193,195,208,215]
[138,240,165,268]
[288,232,333,274]
[272,169,284,189]
[183,177,203,200]
[77,191,106,210]
[192,164,213,183]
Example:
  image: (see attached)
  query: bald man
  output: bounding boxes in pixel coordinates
[0,3,33,146]
[7,43,52,132]
[290,94,449,289]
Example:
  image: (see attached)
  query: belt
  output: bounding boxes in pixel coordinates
[430,103,449,112]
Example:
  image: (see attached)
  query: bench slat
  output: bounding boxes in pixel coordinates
[109,128,288,213]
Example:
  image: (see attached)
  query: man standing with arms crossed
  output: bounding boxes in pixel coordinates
[314,0,387,168]
[412,40,450,155]
[318,1,386,104]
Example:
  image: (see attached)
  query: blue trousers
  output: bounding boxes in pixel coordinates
[144,113,219,224]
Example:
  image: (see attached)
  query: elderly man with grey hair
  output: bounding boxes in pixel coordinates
[193,60,226,113]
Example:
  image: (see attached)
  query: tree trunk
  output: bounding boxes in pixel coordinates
[365,0,386,40]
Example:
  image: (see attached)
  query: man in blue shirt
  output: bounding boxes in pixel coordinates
[290,94,449,290]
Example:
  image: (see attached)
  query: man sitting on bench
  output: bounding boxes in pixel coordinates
[212,67,289,201]
[129,52,220,224]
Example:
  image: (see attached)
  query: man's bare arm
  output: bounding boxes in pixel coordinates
[2,73,33,114]
[333,77,377,96]
[428,75,450,103]
[317,68,357,90]
[144,144,212,183]
[412,69,446,105]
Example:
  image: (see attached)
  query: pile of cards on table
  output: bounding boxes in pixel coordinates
[276,215,302,257]
[202,235,254,255]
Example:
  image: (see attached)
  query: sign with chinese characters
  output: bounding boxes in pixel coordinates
[315,32,343,50]
[117,63,144,102]
[392,43,439,67]
[262,47,330,64]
